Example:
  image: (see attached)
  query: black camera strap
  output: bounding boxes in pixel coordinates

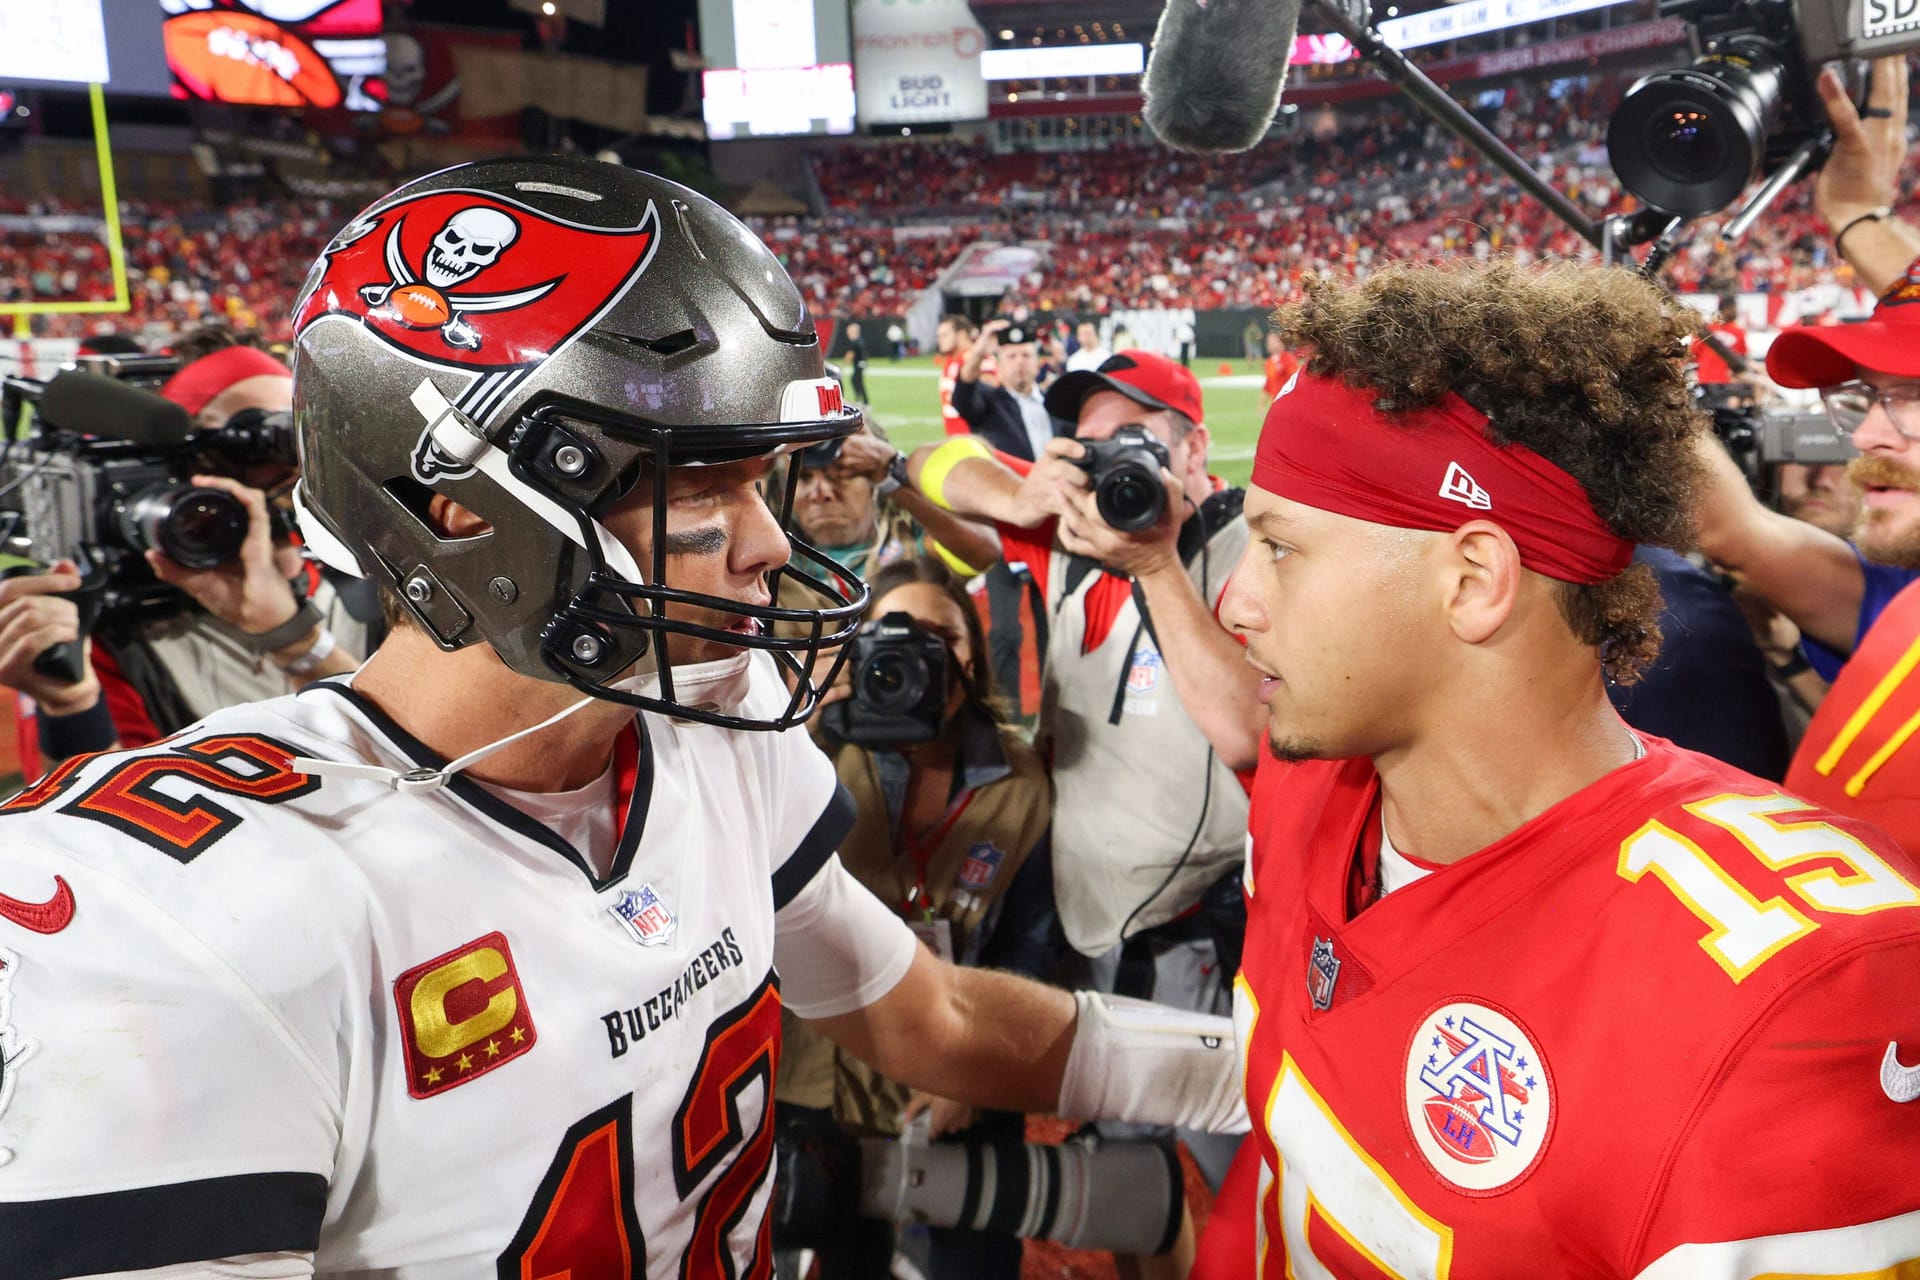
[96,626,198,738]
[1104,487,1244,727]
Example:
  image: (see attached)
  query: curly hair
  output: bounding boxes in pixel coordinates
[1271,260,1707,683]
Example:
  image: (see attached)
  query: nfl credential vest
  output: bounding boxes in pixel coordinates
[778,721,1049,1130]
[1042,499,1250,955]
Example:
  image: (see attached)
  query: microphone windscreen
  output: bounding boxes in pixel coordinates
[38,371,194,448]
[1143,0,1303,154]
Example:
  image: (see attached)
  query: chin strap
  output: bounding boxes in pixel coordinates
[288,652,759,795]
[291,694,598,794]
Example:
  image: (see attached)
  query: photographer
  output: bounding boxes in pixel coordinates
[0,336,367,762]
[951,319,1071,717]
[1688,54,1920,847]
[777,556,1057,1279]
[790,418,1000,590]
[907,350,1260,1277]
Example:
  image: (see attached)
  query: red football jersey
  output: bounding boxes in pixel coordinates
[1788,578,1920,856]
[1231,734,1920,1278]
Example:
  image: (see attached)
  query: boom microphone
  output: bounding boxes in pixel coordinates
[1143,0,1303,153]
[37,371,194,448]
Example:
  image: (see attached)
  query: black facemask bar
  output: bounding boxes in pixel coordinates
[534,414,869,731]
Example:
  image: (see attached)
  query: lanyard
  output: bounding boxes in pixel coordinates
[897,788,977,918]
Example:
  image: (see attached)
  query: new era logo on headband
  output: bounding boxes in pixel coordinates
[1439,462,1491,511]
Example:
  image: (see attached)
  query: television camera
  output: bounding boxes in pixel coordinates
[0,357,298,678]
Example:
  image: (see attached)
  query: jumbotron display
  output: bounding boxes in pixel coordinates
[160,0,385,110]
[699,0,856,139]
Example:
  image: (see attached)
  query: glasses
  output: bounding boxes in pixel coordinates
[1819,381,1920,442]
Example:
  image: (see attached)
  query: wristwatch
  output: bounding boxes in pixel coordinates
[875,450,909,499]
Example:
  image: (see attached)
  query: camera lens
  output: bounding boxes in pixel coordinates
[118,484,248,569]
[1606,51,1782,217]
[857,649,928,715]
[1096,464,1165,533]
[1646,109,1729,186]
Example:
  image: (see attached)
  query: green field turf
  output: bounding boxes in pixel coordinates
[854,356,1271,490]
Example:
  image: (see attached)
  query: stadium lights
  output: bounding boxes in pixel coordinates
[541,1,556,13]
[999,28,1014,38]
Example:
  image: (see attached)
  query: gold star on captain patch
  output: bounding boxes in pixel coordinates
[422,1066,443,1086]
[485,1038,501,1058]
[456,1052,473,1072]
[510,1026,526,1044]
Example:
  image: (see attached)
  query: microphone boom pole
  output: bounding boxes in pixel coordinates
[1311,0,1606,252]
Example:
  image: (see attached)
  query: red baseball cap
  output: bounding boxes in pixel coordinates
[1045,349,1205,427]
[1766,272,1920,389]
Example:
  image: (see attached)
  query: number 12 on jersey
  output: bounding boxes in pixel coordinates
[1618,793,1920,983]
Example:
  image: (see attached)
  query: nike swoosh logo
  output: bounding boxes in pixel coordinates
[1882,1043,1920,1104]
[0,876,75,935]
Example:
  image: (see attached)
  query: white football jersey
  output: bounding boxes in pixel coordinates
[0,656,919,1278]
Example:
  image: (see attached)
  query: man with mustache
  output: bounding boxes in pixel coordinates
[1689,55,1920,850]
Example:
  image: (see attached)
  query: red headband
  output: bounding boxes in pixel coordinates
[159,346,291,418]
[1253,371,1633,583]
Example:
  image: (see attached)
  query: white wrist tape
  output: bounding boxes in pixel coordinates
[1057,991,1250,1134]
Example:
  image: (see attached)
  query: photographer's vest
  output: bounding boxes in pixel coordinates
[99,576,371,744]
[776,716,1050,1133]
[1032,488,1251,956]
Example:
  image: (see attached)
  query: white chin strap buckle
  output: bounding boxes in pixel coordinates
[289,758,458,795]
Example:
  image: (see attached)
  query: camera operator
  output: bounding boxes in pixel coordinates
[777,556,1058,1280]
[951,319,1071,717]
[0,335,367,762]
[906,350,1260,1278]
[1689,54,1920,848]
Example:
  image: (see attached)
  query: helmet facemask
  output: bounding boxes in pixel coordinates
[529,402,869,730]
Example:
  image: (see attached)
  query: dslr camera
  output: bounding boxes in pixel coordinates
[821,611,951,747]
[0,359,297,625]
[1606,0,1901,216]
[1075,425,1173,533]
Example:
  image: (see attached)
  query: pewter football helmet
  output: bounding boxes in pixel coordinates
[289,155,865,728]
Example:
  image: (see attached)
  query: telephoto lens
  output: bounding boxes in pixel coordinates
[117,483,249,569]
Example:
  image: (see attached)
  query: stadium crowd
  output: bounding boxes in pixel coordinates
[11,74,1919,340]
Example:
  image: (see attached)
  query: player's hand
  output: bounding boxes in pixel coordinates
[1053,463,1185,579]
[0,561,101,715]
[836,431,901,484]
[146,474,306,638]
[1007,436,1092,529]
[1815,55,1908,230]
[902,1091,979,1140]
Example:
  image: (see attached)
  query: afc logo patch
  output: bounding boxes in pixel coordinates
[394,931,538,1099]
[1403,998,1553,1194]
[958,843,1005,890]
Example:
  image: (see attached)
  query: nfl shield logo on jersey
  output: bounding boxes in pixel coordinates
[959,843,1005,890]
[1306,937,1341,1010]
[609,883,678,948]
[1403,999,1553,1192]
